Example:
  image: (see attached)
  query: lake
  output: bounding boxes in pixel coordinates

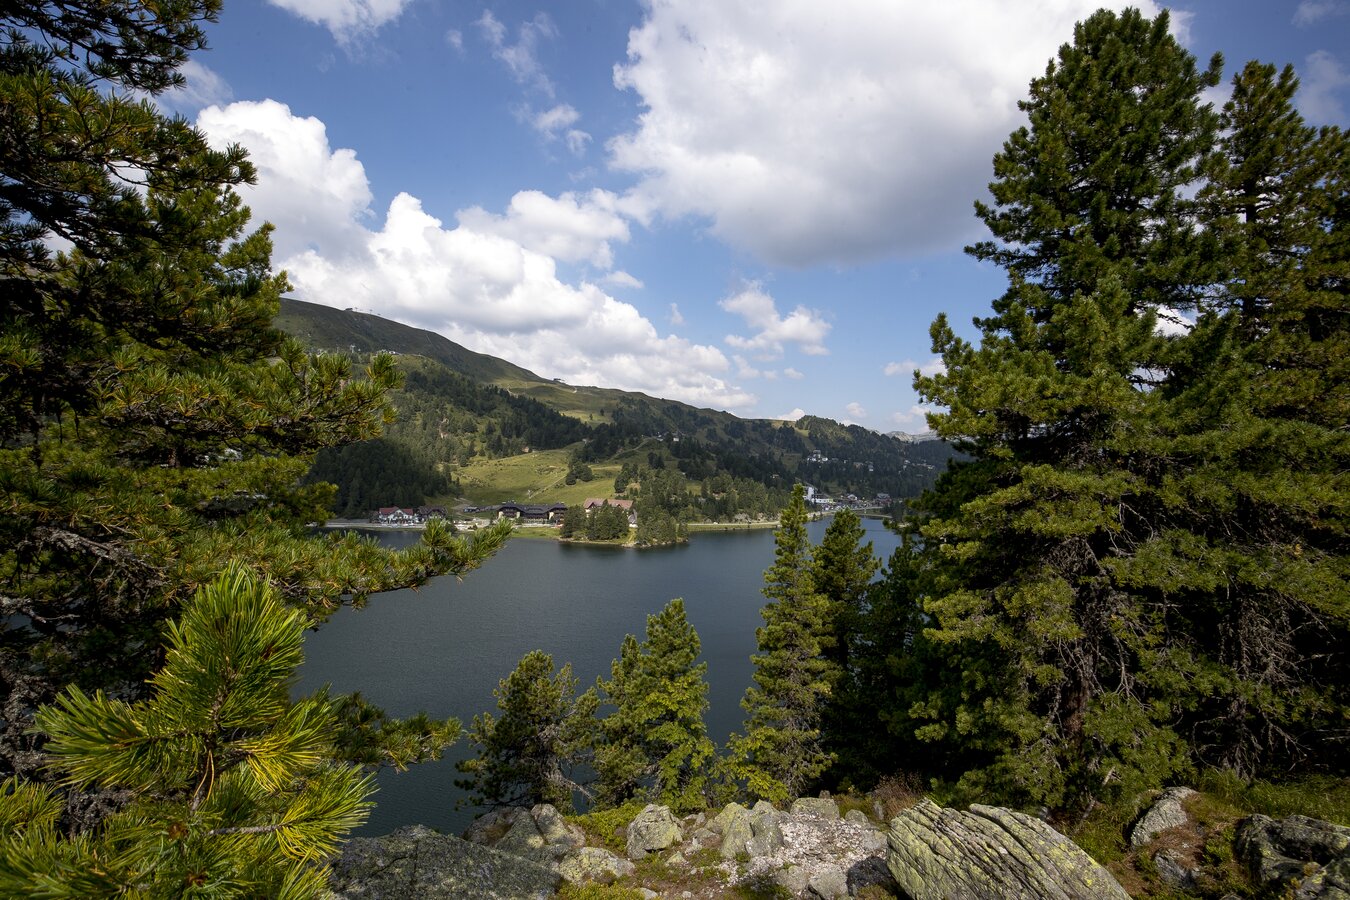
[296,517,903,836]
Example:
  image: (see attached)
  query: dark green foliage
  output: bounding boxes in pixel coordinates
[305,437,448,517]
[876,7,1348,814]
[0,3,512,891]
[729,485,837,802]
[585,502,632,541]
[594,600,716,812]
[0,566,372,897]
[457,650,599,811]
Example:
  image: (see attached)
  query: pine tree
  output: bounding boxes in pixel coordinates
[0,0,511,881]
[905,8,1226,809]
[594,600,715,812]
[456,651,599,811]
[0,566,372,898]
[898,9,1349,811]
[729,484,835,802]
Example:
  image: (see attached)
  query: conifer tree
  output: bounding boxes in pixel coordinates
[897,8,1348,811]
[594,599,715,812]
[729,484,835,802]
[456,651,598,811]
[904,8,1227,809]
[0,566,371,898]
[0,0,511,877]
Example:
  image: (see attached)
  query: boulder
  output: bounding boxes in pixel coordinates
[626,804,683,860]
[1153,849,1198,892]
[330,825,561,899]
[844,809,871,827]
[557,847,636,884]
[1129,787,1196,848]
[774,864,810,895]
[886,799,1131,900]
[531,803,585,852]
[747,801,785,857]
[710,801,748,835]
[1236,814,1350,899]
[808,863,849,899]
[719,804,755,859]
[792,797,841,820]
[494,811,551,863]
[462,807,524,846]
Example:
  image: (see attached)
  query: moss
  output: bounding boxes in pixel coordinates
[556,884,647,900]
[569,801,647,854]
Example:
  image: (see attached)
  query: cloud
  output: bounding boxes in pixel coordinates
[456,189,630,268]
[891,405,936,430]
[720,283,830,358]
[446,29,464,52]
[267,0,412,43]
[666,301,683,323]
[478,10,558,96]
[775,408,807,422]
[525,104,593,155]
[845,401,867,420]
[1294,1,1348,26]
[157,60,232,114]
[603,271,644,290]
[196,100,754,412]
[1153,306,1194,337]
[1299,50,1350,123]
[783,367,803,380]
[610,0,1163,266]
[884,357,946,378]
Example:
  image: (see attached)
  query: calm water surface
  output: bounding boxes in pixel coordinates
[297,517,902,835]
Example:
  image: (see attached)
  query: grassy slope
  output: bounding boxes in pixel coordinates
[453,447,624,508]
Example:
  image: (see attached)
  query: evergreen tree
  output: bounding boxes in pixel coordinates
[0,566,372,898]
[0,0,511,879]
[456,651,598,811]
[904,8,1226,809]
[729,484,835,802]
[594,600,715,812]
[896,8,1348,811]
[811,508,880,782]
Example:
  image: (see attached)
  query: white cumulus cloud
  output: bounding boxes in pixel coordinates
[267,0,412,43]
[478,10,558,96]
[844,401,868,421]
[196,100,754,412]
[884,358,946,378]
[720,284,830,358]
[456,189,630,268]
[610,0,1163,266]
[1299,50,1350,123]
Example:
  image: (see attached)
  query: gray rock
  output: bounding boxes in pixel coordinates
[557,847,635,884]
[1236,813,1350,899]
[1129,787,1197,848]
[626,803,683,860]
[792,796,841,820]
[847,855,901,896]
[808,863,849,899]
[747,803,785,857]
[886,799,1131,900]
[1153,849,1198,892]
[494,811,551,864]
[531,803,584,852]
[330,825,560,899]
[710,801,747,835]
[844,808,871,827]
[692,826,717,843]
[666,850,688,867]
[462,807,524,846]
[774,864,809,896]
[638,890,658,900]
[858,826,888,854]
[720,805,755,859]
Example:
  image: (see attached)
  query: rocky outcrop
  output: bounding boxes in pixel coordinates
[1129,786,1196,848]
[886,799,1131,900]
[1236,813,1350,899]
[329,825,561,899]
[626,803,683,859]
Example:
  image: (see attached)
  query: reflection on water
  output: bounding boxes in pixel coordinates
[297,518,901,835]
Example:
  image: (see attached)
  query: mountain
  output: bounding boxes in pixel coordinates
[276,298,957,515]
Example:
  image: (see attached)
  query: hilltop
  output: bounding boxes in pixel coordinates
[277,298,957,517]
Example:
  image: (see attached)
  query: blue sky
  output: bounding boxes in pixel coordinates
[171,0,1350,430]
